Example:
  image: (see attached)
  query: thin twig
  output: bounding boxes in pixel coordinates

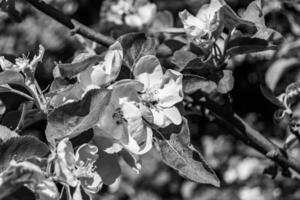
[22,0,115,47]
[200,99,300,174]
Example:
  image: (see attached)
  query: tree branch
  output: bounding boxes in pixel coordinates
[200,99,300,175]
[22,0,115,47]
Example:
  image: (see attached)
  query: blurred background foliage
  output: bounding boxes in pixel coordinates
[2,0,300,199]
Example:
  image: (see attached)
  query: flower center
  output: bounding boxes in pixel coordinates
[112,107,125,125]
[141,89,159,106]
[75,159,96,179]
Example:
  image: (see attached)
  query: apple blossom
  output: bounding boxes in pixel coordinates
[133,55,183,128]
[94,80,153,155]
[54,138,102,195]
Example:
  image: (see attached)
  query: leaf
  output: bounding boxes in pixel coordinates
[0,70,24,86]
[265,58,299,91]
[183,74,217,94]
[117,32,156,70]
[217,70,234,94]
[260,85,285,108]
[226,37,272,56]
[155,118,220,186]
[95,151,121,185]
[219,5,256,33]
[171,50,197,71]
[56,54,102,78]
[45,89,111,144]
[0,136,49,173]
[164,39,186,52]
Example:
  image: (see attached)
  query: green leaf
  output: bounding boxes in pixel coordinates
[56,54,102,78]
[45,89,111,144]
[155,118,220,186]
[0,70,24,86]
[0,136,49,173]
[171,50,197,72]
[217,70,234,94]
[226,37,273,56]
[183,74,217,94]
[117,32,156,70]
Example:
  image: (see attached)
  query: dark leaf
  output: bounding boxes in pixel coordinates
[171,50,197,71]
[226,37,272,56]
[0,136,49,173]
[0,70,24,86]
[219,5,256,33]
[117,32,156,70]
[45,89,111,143]
[183,74,217,94]
[95,151,121,185]
[164,38,186,52]
[155,118,220,186]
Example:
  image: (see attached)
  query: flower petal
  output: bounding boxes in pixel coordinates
[156,69,183,108]
[103,41,123,82]
[75,143,99,166]
[55,138,77,187]
[179,9,207,38]
[133,55,163,89]
[162,106,182,125]
[151,107,171,128]
[120,101,152,154]
[80,172,103,194]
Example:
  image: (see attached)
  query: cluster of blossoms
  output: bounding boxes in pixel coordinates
[0,38,184,198]
[102,0,157,29]
[51,40,183,196]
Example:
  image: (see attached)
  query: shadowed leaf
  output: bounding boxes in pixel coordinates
[45,89,111,144]
[118,32,156,70]
[0,136,49,173]
[155,118,220,187]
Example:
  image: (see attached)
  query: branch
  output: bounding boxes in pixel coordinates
[21,0,115,47]
[200,99,300,175]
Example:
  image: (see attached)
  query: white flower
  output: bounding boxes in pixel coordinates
[54,138,102,194]
[179,0,225,46]
[78,41,123,91]
[133,55,183,128]
[94,80,153,155]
